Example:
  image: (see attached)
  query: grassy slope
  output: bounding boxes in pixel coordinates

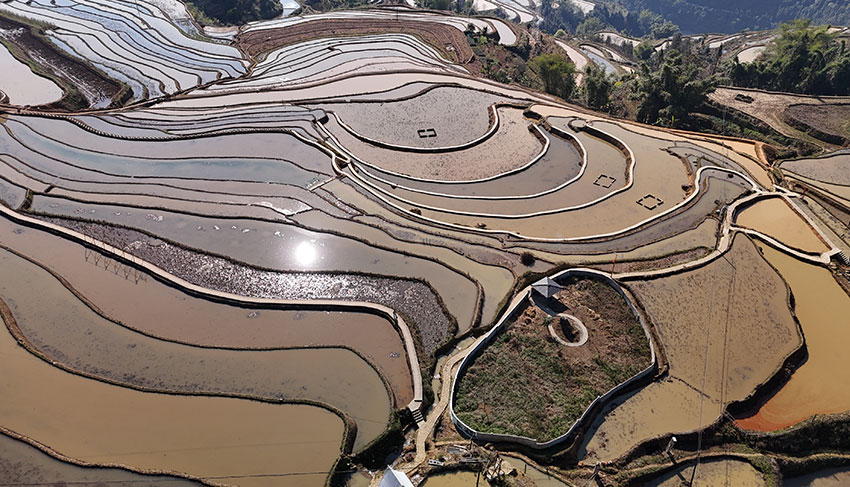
[455,278,650,441]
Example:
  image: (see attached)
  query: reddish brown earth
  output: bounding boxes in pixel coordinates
[237,19,475,65]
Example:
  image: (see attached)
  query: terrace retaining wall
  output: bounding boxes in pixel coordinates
[449,268,658,450]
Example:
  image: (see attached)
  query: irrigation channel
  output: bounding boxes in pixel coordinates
[1,3,849,486]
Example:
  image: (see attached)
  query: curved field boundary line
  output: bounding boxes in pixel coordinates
[330,115,551,185]
[0,426,226,487]
[355,125,588,200]
[331,103,502,154]
[0,202,424,414]
[448,268,658,449]
[329,118,767,243]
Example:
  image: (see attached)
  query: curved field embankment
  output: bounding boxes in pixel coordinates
[580,235,802,463]
[0,428,203,487]
[449,269,656,451]
[0,294,345,487]
[736,243,850,432]
[0,14,121,109]
[784,103,850,147]
[238,18,474,66]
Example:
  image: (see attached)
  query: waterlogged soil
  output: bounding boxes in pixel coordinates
[580,378,723,462]
[0,299,344,487]
[737,244,850,431]
[782,153,850,186]
[785,467,850,486]
[642,459,765,486]
[581,236,800,462]
[0,432,201,486]
[455,277,650,441]
[626,236,799,404]
[0,246,391,451]
[0,217,413,407]
[330,107,543,181]
[320,86,509,148]
[38,217,455,356]
[422,470,491,487]
[736,197,829,253]
[32,197,476,334]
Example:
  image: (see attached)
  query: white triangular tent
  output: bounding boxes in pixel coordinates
[532,276,563,298]
[379,467,415,487]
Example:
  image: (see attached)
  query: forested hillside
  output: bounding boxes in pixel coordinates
[613,0,850,34]
[186,0,282,25]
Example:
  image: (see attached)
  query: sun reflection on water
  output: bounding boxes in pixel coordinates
[294,240,318,266]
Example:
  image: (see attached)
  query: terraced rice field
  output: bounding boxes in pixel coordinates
[581,236,801,461]
[737,243,850,431]
[735,197,830,253]
[1,4,849,486]
[642,459,765,486]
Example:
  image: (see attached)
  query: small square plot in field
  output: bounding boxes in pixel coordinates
[593,174,616,188]
[637,194,664,210]
[417,128,437,138]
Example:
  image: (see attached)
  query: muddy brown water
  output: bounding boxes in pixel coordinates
[581,236,799,462]
[642,459,765,486]
[318,86,507,148]
[0,245,390,451]
[735,197,829,253]
[0,431,201,486]
[329,107,543,182]
[30,196,478,334]
[0,216,412,410]
[785,467,850,486]
[737,244,850,431]
[421,470,491,487]
[0,296,344,487]
[357,128,583,198]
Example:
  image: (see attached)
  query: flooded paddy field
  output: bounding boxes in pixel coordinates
[785,467,850,486]
[0,245,391,450]
[29,197,478,337]
[0,293,344,487]
[737,243,850,431]
[781,152,850,186]
[735,197,830,254]
[31,216,457,356]
[0,217,415,403]
[318,86,514,149]
[327,107,544,181]
[641,459,765,486]
[0,0,246,100]
[0,42,64,106]
[581,236,800,461]
[209,34,466,93]
[0,431,202,486]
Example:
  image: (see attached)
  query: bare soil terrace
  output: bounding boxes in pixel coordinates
[237,19,475,65]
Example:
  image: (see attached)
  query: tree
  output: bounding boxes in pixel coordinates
[533,53,577,100]
[634,41,655,61]
[635,49,716,126]
[582,63,613,110]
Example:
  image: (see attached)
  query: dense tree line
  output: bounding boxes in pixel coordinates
[728,20,850,96]
[538,0,678,40]
[610,0,850,35]
[186,0,281,25]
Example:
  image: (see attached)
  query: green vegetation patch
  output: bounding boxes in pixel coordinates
[454,277,651,441]
[185,0,282,26]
